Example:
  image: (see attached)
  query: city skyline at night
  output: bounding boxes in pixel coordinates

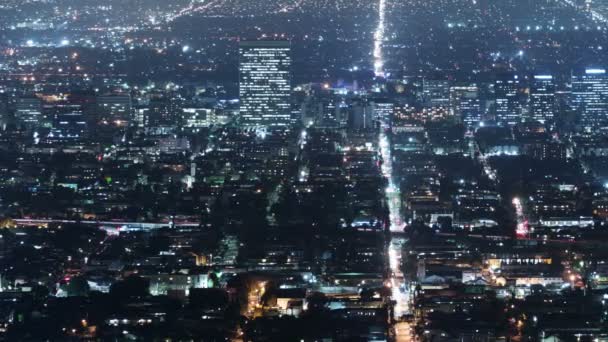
[2,1,608,341]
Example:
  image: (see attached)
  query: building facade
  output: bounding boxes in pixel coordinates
[530,75,555,124]
[239,41,292,130]
[572,68,608,131]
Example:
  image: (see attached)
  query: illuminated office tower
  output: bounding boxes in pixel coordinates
[15,97,43,130]
[50,111,87,141]
[97,94,132,126]
[372,100,394,129]
[145,97,182,135]
[495,76,521,126]
[181,107,216,132]
[239,41,292,129]
[572,68,608,131]
[450,85,481,129]
[530,75,555,124]
[319,97,338,126]
[47,105,87,142]
[422,79,451,108]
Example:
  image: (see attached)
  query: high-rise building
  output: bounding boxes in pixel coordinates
[0,93,8,128]
[494,76,521,126]
[530,75,555,124]
[422,79,451,108]
[97,94,132,126]
[181,108,216,131]
[145,97,182,135]
[450,85,481,129]
[47,105,87,142]
[572,68,608,131]
[239,41,292,129]
[15,97,42,129]
[372,100,394,129]
[133,108,147,131]
[318,96,339,127]
[350,100,373,130]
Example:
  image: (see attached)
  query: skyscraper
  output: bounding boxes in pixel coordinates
[572,68,608,131]
[239,41,292,129]
[145,96,181,135]
[47,104,87,142]
[494,76,521,126]
[372,100,394,129]
[49,111,87,142]
[182,108,216,132]
[530,75,555,124]
[422,79,451,108]
[450,85,481,130]
[97,94,132,126]
[15,97,43,130]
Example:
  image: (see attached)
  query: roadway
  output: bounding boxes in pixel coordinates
[373,0,387,78]
[379,128,414,341]
[13,218,200,230]
[374,0,414,339]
